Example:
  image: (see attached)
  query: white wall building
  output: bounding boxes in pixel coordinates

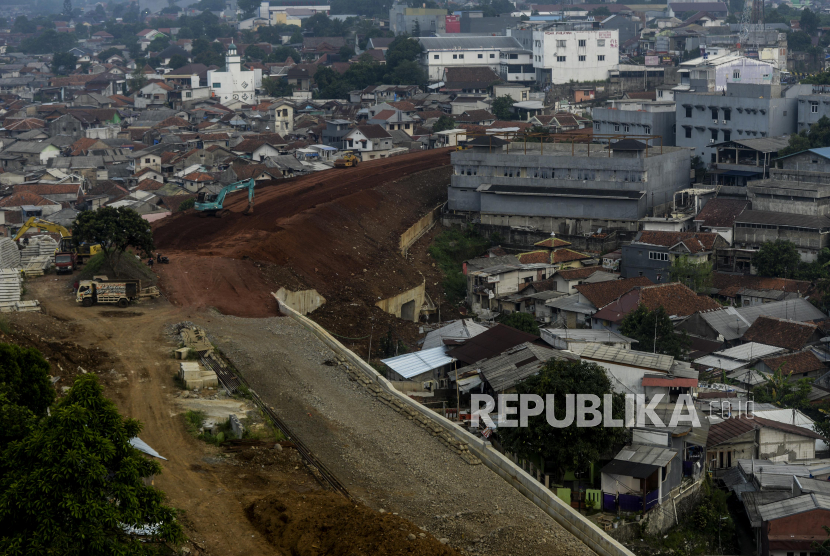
[510,24,619,85]
[418,36,525,82]
[207,43,262,106]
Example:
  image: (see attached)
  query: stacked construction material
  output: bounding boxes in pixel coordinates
[22,256,51,277]
[179,361,218,390]
[19,235,57,267]
[0,238,20,269]
[0,269,22,312]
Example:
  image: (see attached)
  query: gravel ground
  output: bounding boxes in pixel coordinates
[198,313,596,556]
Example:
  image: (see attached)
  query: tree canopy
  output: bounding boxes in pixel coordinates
[0,343,55,417]
[669,255,713,293]
[620,305,690,358]
[72,207,154,276]
[779,116,830,157]
[498,359,628,478]
[51,52,78,76]
[753,239,801,279]
[432,115,456,133]
[492,96,515,120]
[261,77,294,97]
[0,374,184,554]
[497,312,539,335]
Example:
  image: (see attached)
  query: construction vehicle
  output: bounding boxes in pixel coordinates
[194,178,255,218]
[13,217,102,263]
[76,279,141,308]
[334,152,360,168]
[54,252,77,274]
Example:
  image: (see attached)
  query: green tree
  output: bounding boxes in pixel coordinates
[385,59,425,86]
[588,6,610,17]
[167,54,188,68]
[384,34,421,71]
[97,47,122,61]
[12,16,35,34]
[801,8,820,35]
[620,305,690,358]
[669,255,713,293]
[244,44,265,60]
[19,29,77,54]
[237,0,259,17]
[72,207,154,276]
[432,114,456,132]
[261,76,294,97]
[266,45,301,63]
[338,44,354,60]
[0,343,55,417]
[148,34,170,52]
[498,312,539,335]
[788,30,813,52]
[290,29,304,44]
[498,359,628,479]
[492,95,514,120]
[412,19,420,37]
[130,67,148,92]
[51,51,77,75]
[753,239,801,278]
[752,365,813,410]
[0,374,184,554]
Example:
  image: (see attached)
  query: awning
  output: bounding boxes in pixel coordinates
[601,459,659,479]
[381,347,454,379]
[641,377,698,387]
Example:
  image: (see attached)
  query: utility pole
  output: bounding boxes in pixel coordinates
[455,361,460,422]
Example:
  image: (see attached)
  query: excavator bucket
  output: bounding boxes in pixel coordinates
[243,200,254,216]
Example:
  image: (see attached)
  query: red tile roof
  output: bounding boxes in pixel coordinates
[742,316,818,351]
[552,249,591,263]
[534,237,571,249]
[556,266,608,281]
[14,184,80,195]
[694,198,750,228]
[0,192,55,207]
[136,179,164,191]
[575,276,653,309]
[635,231,721,253]
[5,118,45,130]
[516,250,551,264]
[712,273,813,299]
[706,417,757,447]
[762,350,826,376]
[639,282,721,317]
[69,137,99,156]
[448,323,542,365]
[153,116,190,129]
[182,171,214,182]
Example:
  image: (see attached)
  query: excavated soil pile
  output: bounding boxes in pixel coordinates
[152,150,452,318]
[246,491,461,556]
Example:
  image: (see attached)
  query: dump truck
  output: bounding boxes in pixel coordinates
[334,153,360,168]
[76,279,141,308]
[54,252,77,274]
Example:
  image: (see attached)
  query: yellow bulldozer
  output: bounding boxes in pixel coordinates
[334,153,360,168]
[13,217,102,263]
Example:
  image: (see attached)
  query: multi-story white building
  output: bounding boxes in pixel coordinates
[207,43,262,106]
[418,36,525,82]
[498,50,535,83]
[509,22,619,85]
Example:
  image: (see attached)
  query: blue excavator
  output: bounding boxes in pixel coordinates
[194,178,255,218]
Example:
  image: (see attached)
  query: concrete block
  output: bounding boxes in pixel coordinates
[175,347,191,360]
[229,414,244,439]
[184,378,203,390]
[199,371,218,388]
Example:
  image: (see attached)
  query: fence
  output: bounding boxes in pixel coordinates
[645,489,659,511]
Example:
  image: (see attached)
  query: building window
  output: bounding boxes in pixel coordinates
[212,82,220,88]
[812,101,819,113]
[490,53,495,58]
[478,53,483,58]
[711,129,718,141]
[594,122,600,130]
[579,55,586,61]
[145,158,150,163]
[733,70,740,79]
[685,127,692,138]
[711,108,718,120]
[614,124,620,132]
[685,106,692,118]
[557,56,566,62]
[459,54,464,59]
[658,90,663,98]
[598,55,605,61]
[724,130,731,141]
[433,54,439,59]
[649,251,669,261]
[597,39,605,47]
[185,92,191,98]
[578,39,586,47]
[453,54,457,59]
[557,40,566,47]
[723,108,731,121]
[623,125,630,132]
[644,126,651,134]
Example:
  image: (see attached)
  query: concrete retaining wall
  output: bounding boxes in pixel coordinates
[375,281,425,322]
[400,205,442,256]
[274,287,326,315]
[276,297,635,556]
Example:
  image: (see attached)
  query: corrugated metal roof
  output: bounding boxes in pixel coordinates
[758,493,830,521]
[699,299,826,341]
[129,437,167,460]
[477,342,576,392]
[743,490,793,527]
[602,444,678,479]
[695,342,785,370]
[381,347,454,379]
[422,319,488,351]
[735,209,830,230]
[580,343,674,371]
[540,328,636,344]
[796,477,830,496]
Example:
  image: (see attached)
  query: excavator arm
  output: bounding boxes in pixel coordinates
[194,178,255,217]
[13,217,71,242]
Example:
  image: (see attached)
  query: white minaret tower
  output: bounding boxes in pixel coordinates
[226,42,241,73]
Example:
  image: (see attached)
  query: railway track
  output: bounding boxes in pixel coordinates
[201,351,351,499]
